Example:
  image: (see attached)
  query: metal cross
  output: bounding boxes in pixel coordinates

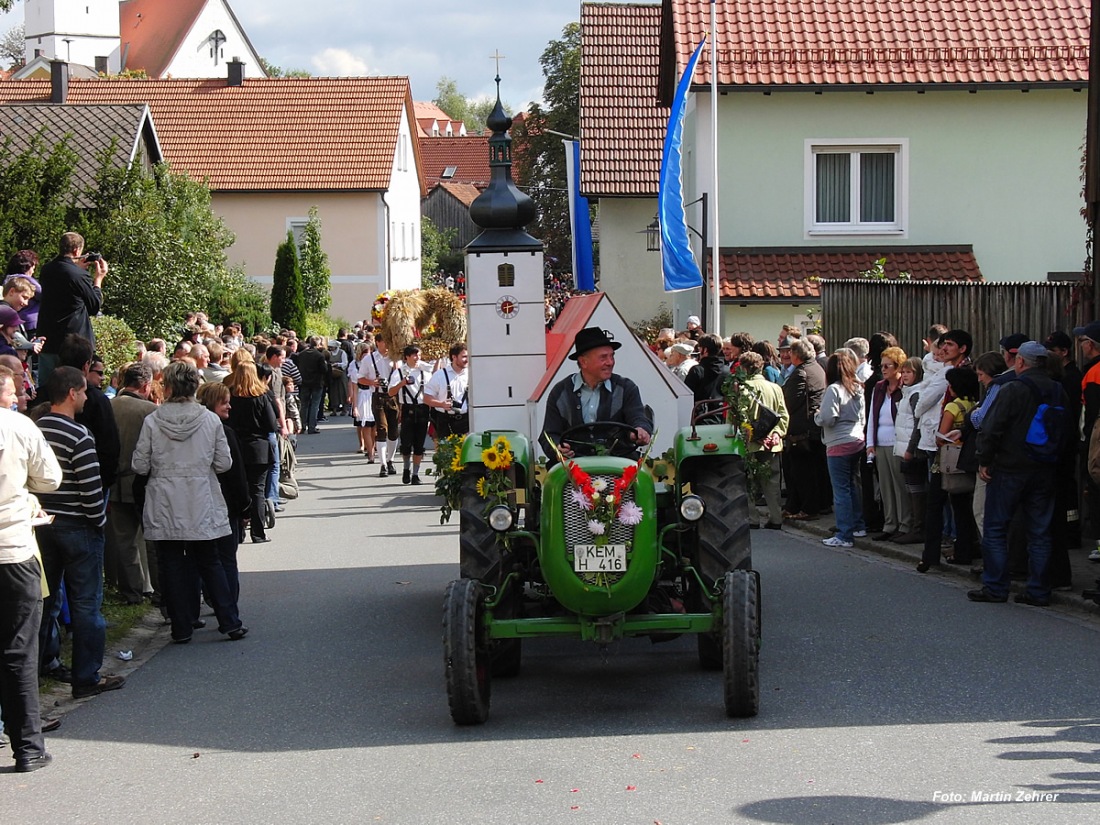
[490,50,506,76]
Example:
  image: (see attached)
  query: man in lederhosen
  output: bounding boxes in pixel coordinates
[364,335,399,477]
[388,344,432,484]
[424,343,469,439]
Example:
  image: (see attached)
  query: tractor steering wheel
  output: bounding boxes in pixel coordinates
[561,420,641,459]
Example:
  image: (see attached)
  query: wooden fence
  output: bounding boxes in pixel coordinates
[818,279,1086,358]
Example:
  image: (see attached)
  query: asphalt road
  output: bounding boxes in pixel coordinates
[5,422,1100,824]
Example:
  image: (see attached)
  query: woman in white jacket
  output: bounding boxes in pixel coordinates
[133,361,247,644]
[814,349,867,547]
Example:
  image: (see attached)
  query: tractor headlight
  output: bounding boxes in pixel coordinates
[680,494,705,523]
[487,504,515,533]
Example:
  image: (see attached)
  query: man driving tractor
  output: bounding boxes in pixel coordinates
[539,327,653,462]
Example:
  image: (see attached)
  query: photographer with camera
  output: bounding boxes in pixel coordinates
[35,232,108,388]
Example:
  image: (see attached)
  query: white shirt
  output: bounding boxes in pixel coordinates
[425,365,469,414]
[357,349,392,388]
[0,408,63,564]
[389,361,431,405]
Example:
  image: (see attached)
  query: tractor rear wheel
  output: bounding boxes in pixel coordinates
[459,464,501,582]
[692,458,752,584]
[443,578,491,725]
[722,570,760,718]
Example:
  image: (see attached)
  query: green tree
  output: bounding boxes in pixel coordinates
[434,76,511,135]
[0,132,79,256]
[434,77,470,127]
[421,216,458,287]
[259,57,311,78]
[79,152,240,339]
[271,230,306,335]
[299,206,331,312]
[512,22,582,271]
[1,23,24,70]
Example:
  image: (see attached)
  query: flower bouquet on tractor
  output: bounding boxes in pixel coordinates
[441,398,761,724]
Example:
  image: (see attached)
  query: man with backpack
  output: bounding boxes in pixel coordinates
[971,341,1067,606]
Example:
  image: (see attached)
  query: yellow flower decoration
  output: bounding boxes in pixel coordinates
[450,454,463,473]
[476,477,488,498]
[482,447,502,470]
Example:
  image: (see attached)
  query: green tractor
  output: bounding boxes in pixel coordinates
[442,413,759,724]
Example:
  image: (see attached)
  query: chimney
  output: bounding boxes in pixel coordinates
[227,58,244,87]
[50,60,69,105]
[94,56,108,75]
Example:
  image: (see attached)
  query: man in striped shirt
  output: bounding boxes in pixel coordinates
[35,366,125,700]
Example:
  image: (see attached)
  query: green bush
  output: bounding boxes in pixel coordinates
[304,311,353,340]
[206,267,272,336]
[90,315,139,377]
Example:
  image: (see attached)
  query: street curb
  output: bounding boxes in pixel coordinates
[782,517,1100,617]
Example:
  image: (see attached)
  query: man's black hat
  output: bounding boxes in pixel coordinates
[570,327,621,360]
[998,332,1028,355]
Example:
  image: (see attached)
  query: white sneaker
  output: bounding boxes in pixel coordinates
[853,529,868,538]
[1089,547,1100,562]
[822,536,854,548]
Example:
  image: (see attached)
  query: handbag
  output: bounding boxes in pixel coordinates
[938,442,975,493]
[750,404,781,443]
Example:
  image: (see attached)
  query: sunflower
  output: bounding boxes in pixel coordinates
[476,477,488,498]
[450,455,463,473]
[493,435,512,453]
[482,447,503,470]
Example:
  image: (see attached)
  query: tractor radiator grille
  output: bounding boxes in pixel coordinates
[563,475,636,585]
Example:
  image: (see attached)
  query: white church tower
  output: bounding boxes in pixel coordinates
[464,76,545,437]
[24,0,121,71]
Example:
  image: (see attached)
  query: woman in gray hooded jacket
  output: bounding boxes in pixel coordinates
[133,361,247,644]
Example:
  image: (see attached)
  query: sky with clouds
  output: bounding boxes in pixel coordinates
[0,0,620,112]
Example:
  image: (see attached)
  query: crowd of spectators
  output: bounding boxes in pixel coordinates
[662,317,1094,607]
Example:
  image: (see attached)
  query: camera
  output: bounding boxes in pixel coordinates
[83,252,103,264]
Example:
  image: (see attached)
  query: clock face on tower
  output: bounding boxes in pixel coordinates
[495,295,519,319]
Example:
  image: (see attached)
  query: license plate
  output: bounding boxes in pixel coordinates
[573,544,627,573]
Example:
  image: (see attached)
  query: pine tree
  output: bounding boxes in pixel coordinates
[299,206,331,312]
[271,230,307,335]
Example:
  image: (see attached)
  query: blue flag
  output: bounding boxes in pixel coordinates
[659,37,707,292]
[565,140,595,291]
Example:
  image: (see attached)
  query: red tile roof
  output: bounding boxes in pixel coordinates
[413,101,466,137]
[120,0,207,78]
[0,77,418,193]
[718,246,983,300]
[668,0,1089,89]
[580,2,668,197]
[418,135,490,187]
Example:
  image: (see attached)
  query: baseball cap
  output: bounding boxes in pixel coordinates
[1044,331,1073,350]
[1072,321,1100,343]
[998,333,1028,355]
[1017,341,1049,360]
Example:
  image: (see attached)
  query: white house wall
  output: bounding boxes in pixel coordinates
[689,89,1085,283]
[165,0,264,78]
[387,105,423,292]
[24,0,120,68]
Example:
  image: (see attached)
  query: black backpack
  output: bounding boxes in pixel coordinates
[1017,375,1068,464]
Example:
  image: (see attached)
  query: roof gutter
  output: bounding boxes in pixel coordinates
[381,192,392,291]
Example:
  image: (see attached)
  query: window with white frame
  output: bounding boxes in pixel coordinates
[287,217,308,249]
[805,139,907,235]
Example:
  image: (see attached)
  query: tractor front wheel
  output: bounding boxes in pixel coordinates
[443,578,491,725]
[722,570,760,718]
[692,458,752,584]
